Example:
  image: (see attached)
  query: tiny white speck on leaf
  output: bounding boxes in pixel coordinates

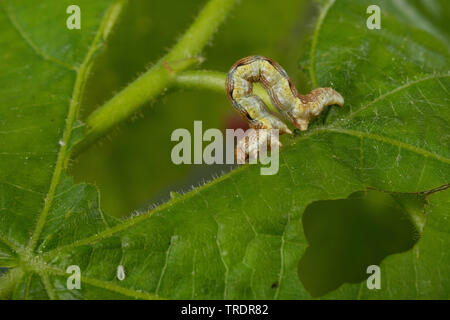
[117,265,126,281]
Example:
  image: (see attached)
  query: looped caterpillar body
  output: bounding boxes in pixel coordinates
[226,56,344,162]
[226,55,344,132]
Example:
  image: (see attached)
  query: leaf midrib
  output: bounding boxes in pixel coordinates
[330,73,450,127]
[26,1,125,251]
[308,0,336,88]
[6,263,163,300]
[45,265,163,300]
[40,68,450,259]
[42,69,450,257]
[42,122,450,260]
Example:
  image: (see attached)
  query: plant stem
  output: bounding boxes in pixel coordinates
[173,70,276,112]
[74,0,237,155]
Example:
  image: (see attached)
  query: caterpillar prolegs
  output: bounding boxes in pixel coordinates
[226,56,344,163]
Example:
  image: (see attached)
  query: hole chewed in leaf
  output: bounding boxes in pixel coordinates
[298,189,427,297]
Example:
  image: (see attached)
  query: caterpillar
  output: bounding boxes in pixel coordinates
[226,56,344,162]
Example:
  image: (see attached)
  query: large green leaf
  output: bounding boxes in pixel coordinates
[1,0,449,299]
[0,0,126,297]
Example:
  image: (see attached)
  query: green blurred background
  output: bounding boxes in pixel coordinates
[71,0,313,218]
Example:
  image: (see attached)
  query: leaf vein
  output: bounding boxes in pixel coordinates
[155,235,176,295]
[327,128,450,164]
[332,74,450,126]
[308,0,336,88]
[274,213,290,300]
[27,1,125,251]
[1,3,76,71]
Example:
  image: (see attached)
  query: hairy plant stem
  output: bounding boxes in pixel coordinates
[73,0,237,155]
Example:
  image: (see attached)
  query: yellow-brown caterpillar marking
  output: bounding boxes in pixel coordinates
[226,56,344,163]
[226,56,344,132]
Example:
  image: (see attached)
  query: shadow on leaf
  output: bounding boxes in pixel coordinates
[298,189,426,297]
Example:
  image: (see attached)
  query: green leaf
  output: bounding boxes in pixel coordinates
[0,0,127,298]
[297,190,426,297]
[325,188,449,299]
[1,0,449,299]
